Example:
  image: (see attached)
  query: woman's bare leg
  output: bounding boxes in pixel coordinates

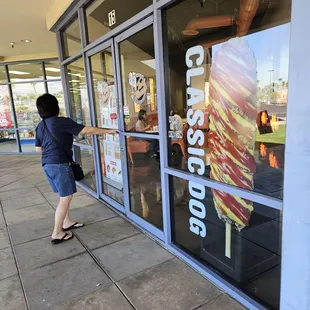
[63,196,83,229]
[52,195,73,239]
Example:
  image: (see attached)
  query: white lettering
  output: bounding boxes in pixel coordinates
[189,217,207,237]
[185,45,207,237]
[185,46,204,68]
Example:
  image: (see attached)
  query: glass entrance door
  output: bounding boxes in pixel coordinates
[88,40,125,210]
[87,18,164,240]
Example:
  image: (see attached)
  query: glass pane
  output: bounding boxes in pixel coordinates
[98,134,124,205]
[119,26,158,133]
[0,66,6,83]
[47,81,66,117]
[62,17,81,58]
[0,85,15,128]
[126,137,162,229]
[8,62,43,82]
[67,58,90,143]
[45,60,61,80]
[74,146,97,191]
[170,175,281,309]
[12,82,45,127]
[91,48,118,129]
[19,129,36,152]
[0,130,18,152]
[86,0,152,43]
[164,0,291,200]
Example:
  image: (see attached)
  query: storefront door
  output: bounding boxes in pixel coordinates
[87,16,164,241]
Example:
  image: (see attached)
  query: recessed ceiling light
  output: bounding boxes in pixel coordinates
[9,70,29,75]
[21,39,32,43]
[45,67,60,72]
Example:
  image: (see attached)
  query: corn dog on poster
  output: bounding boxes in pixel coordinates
[208,38,258,258]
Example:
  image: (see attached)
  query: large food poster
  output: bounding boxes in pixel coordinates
[97,81,118,129]
[103,134,122,185]
[0,86,12,128]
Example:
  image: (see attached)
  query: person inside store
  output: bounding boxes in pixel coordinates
[135,109,152,132]
[35,93,116,244]
[135,109,159,158]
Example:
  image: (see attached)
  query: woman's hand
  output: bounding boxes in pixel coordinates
[105,129,119,134]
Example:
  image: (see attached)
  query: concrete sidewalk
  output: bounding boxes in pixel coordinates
[0,154,245,310]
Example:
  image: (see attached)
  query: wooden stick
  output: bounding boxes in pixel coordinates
[225,222,232,259]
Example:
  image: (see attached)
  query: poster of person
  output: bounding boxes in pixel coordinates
[97,81,118,129]
[129,72,147,105]
[0,86,12,129]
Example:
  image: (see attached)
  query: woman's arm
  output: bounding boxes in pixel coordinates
[80,126,118,135]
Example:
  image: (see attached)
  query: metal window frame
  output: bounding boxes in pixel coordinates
[53,0,295,308]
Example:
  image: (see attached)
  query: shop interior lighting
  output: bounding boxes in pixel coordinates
[21,39,32,43]
[141,59,156,70]
[9,70,29,75]
[45,67,60,72]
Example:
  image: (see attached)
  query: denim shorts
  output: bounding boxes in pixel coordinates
[43,163,77,197]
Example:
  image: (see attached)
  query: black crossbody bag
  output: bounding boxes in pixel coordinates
[43,120,84,181]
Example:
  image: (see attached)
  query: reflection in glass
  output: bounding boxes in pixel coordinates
[12,83,45,128]
[0,66,6,83]
[164,0,291,200]
[67,58,90,144]
[8,62,43,82]
[170,175,281,309]
[91,48,118,129]
[119,26,158,133]
[47,81,66,117]
[20,129,36,152]
[126,137,162,229]
[74,146,97,191]
[90,49,124,204]
[86,0,153,43]
[45,60,61,80]
[98,134,124,205]
[62,17,81,58]
[0,85,14,128]
[0,130,18,152]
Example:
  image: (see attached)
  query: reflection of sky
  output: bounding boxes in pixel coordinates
[212,23,290,87]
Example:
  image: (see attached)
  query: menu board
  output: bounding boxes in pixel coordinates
[103,134,122,185]
[97,81,118,129]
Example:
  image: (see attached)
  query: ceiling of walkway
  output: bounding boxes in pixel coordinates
[0,0,57,61]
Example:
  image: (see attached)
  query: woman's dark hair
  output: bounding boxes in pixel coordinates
[36,93,60,119]
[138,109,147,121]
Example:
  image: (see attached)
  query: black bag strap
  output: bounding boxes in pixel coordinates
[42,119,73,163]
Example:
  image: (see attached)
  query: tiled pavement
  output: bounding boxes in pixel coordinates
[0,154,245,310]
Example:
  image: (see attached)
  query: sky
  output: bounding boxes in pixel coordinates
[212,23,291,87]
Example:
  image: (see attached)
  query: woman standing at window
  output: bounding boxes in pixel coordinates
[35,93,116,244]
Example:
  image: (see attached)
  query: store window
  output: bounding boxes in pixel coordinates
[8,62,43,82]
[0,130,18,152]
[0,66,6,83]
[47,81,66,117]
[119,26,158,133]
[164,0,290,201]
[74,146,97,191]
[170,175,281,308]
[67,58,91,141]
[12,83,45,128]
[45,61,61,80]
[62,17,81,58]
[0,85,14,128]
[86,0,153,43]
[90,48,124,204]
[19,129,36,152]
[164,0,290,308]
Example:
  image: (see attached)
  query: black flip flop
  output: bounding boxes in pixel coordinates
[51,233,74,244]
[63,222,84,231]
